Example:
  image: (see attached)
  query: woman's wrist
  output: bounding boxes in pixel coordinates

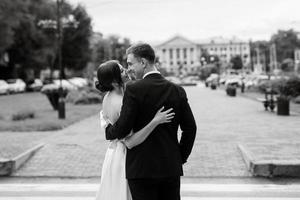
[151,117,160,126]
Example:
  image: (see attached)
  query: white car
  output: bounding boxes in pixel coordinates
[27,79,43,91]
[0,80,9,95]
[6,79,26,93]
[205,73,219,86]
[68,77,88,88]
[225,77,242,87]
[53,79,77,90]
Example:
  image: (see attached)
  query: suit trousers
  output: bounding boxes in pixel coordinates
[128,176,180,200]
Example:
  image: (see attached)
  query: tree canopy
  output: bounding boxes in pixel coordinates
[0,0,92,80]
[271,29,300,62]
[230,55,243,70]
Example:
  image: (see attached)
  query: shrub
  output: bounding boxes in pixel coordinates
[41,84,68,110]
[286,76,300,97]
[257,80,271,93]
[293,96,300,104]
[66,86,104,105]
[270,76,300,98]
[12,110,35,121]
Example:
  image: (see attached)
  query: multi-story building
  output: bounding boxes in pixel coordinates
[199,36,251,65]
[155,35,251,75]
[155,36,201,75]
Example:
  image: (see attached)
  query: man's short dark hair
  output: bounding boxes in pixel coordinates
[126,43,155,64]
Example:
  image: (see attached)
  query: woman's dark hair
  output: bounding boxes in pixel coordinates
[95,60,123,92]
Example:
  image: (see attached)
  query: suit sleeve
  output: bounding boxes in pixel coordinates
[105,84,138,140]
[179,88,197,164]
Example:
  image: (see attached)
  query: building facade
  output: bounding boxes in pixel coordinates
[200,36,251,65]
[155,36,201,75]
[155,35,251,75]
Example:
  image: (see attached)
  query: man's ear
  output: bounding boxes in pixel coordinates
[141,58,147,68]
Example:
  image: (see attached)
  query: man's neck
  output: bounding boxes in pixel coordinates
[143,70,160,79]
[143,66,157,76]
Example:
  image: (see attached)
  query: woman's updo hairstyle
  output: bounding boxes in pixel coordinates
[95,60,124,92]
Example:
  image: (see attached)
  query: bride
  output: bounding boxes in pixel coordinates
[95,60,175,200]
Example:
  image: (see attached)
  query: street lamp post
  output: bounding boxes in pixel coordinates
[38,0,78,119]
[56,0,65,119]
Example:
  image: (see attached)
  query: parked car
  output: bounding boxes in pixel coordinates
[205,73,219,87]
[27,79,43,91]
[53,79,77,91]
[0,80,9,95]
[219,77,227,85]
[224,75,243,87]
[6,79,26,93]
[68,77,88,88]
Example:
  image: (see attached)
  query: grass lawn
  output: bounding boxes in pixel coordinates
[0,92,101,132]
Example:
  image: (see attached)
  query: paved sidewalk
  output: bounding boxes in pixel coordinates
[2,84,300,177]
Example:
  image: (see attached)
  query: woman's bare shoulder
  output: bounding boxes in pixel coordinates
[102,92,111,114]
[103,92,122,112]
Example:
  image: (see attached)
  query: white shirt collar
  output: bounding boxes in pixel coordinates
[143,70,161,79]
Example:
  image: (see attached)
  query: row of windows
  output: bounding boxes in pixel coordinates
[219,54,249,58]
[205,46,248,52]
[169,61,194,65]
[169,67,198,72]
[162,48,194,59]
[162,47,248,60]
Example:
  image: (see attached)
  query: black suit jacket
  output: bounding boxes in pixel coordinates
[105,73,196,179]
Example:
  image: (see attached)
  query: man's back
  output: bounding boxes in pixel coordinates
[125,73,196,179]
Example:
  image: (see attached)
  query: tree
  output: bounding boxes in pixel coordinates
[0,0,29,79]
[230,55,243,70]
[1,0,93,80]
[281,58,294,72]
[93,35,131,68]
[61,4,92,72]
[6,0,57,80]
[199,64,216,80]
[271,29,300,62]
[0,0,26,54]
[94,38,110,66]
[200,49,219,65]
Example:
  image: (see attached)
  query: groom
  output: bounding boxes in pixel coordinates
[105,43,196,200]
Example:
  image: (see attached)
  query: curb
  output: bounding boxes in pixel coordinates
[0,143,44,176]
[238,144,300,177]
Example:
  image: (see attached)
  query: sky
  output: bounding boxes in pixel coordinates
[67,0,300,43]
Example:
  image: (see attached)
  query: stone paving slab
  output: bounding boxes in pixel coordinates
[0,132,50,159]
[184,142,251,177]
